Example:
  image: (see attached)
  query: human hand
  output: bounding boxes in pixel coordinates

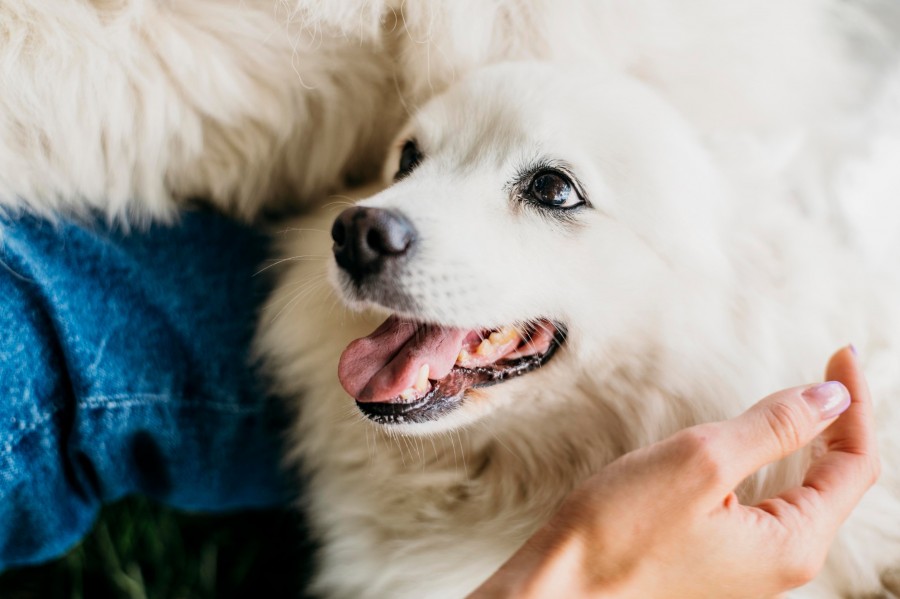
[470,346,880,598]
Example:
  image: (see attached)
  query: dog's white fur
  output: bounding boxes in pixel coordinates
[0,0,399,223]
[254,2,900,598]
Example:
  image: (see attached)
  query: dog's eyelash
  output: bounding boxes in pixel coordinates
[518,197,587,226]
[394,139,424,181]
[509,160,591,216]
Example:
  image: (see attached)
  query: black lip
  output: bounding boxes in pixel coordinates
[356,325,567,425]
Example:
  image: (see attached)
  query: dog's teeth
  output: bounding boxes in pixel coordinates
[460,328,521,365]
[414,364,430,392]
[399,365,431,400]
[489,327,519,346]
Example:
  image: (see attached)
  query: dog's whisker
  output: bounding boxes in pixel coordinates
[427,434,440,466]
[392,70,414,119]
[401,433,414,463]
[268,279,329,323]
[402,434,418,466]
[274,227,330,236]
[364,425,373,464]
[445,430,459,474]
[325,195,355,204]
[265,287,313,315]
[321,199,358,211]
[455,428,469,481]
[416,436,427,473]
[266,283,328,313]
[324,293,346,320]
[370,425,379,463]
[392,433,407,468]
[267,272,327,301]
[476,420,521,465]
[270,271,327,291]
[254,255,329,276]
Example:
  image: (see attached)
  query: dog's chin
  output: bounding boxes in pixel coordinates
[361,400,495,436]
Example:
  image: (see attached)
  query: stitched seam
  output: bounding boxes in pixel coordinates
[79,394,264,415]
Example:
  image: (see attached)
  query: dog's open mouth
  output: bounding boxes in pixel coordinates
[338,317,566,424]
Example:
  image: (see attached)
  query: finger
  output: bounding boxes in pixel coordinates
[819,346,878,459]
[796,346,880,521]
[712,376,851,491]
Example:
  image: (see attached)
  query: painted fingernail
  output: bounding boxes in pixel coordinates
[802,381,851,419]
[849,343,858,357]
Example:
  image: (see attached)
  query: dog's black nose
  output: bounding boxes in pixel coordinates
[332,207,416,279]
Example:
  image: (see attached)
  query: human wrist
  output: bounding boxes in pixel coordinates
[510,531,643,599]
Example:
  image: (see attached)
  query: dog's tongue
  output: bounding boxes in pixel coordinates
[339,316,469,403]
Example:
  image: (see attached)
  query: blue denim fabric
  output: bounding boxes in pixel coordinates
[0,209,289,571]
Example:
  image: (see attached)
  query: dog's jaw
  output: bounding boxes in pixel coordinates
[337,312,568,429]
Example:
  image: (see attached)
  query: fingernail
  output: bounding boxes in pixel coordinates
[849,343,858,357]
[802,381,851,419]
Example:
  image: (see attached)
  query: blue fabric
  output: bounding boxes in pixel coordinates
[0,209,288,571]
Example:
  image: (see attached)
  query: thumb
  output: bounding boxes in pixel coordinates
[715,380,851,489]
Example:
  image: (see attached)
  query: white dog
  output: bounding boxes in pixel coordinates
[255,2,900,598]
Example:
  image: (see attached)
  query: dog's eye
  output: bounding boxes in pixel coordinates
[528,170,581,209]
[395,140,423,180]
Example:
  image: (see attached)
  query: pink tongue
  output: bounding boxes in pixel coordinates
[338,316,470,403]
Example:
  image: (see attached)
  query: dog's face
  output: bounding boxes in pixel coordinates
[331,63,730,434]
